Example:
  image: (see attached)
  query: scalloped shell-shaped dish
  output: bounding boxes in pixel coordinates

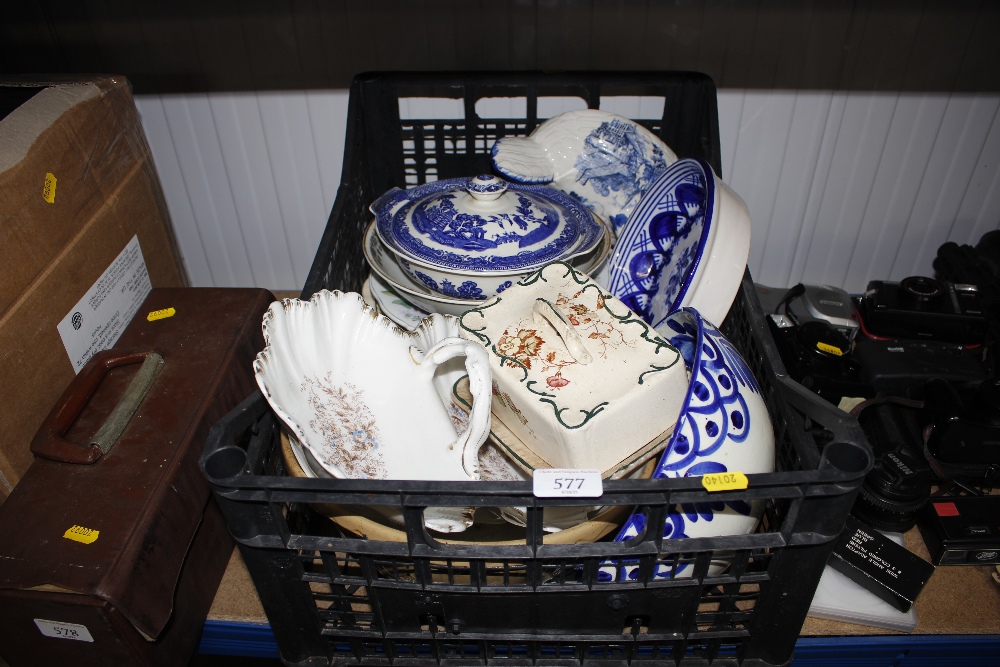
[253,290,494,532]
[491,109,677,235]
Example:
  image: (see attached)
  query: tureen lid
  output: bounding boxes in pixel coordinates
[370,174,604,273]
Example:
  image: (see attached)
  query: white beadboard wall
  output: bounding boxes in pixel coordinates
[135,89,1000,295]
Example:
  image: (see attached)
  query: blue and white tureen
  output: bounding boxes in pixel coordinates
[370,174,607,301]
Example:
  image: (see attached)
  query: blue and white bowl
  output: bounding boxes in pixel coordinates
[605,158,751,328]
[491,109,677,235]
[370,174,606,300]
[600,307,775,581]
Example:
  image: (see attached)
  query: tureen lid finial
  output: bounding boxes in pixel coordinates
[467,174,507,201]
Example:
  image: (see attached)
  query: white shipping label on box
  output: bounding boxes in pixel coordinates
[34,618,95,642]
[57,235,152,373]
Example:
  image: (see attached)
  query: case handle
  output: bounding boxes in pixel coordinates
[31,350,164,464]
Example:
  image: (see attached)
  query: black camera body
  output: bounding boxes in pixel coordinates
[858,276,988,345]
[766,316,873,404]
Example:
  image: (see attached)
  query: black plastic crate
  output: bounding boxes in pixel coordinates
[202,71,872,667]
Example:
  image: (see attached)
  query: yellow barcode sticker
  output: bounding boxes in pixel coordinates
[147,307,176,322]
[701,471,749,492]
[816,342,843,356]
[43,172,57,203]
[63,525,99,544]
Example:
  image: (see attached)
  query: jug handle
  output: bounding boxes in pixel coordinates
[419,338,493,479]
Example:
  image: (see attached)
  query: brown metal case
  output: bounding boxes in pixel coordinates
[0,287,273,667]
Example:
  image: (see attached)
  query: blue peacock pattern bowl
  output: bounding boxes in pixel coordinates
[606,159,714,328]
[600,307,775,581]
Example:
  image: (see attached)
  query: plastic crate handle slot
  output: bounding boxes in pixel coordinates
[201,391,272,482]
[31,350,164,464]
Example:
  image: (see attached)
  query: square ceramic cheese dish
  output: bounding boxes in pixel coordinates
[459,262,688,473]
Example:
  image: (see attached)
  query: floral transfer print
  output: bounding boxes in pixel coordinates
[493,286,639,392]
[302,375,386,479]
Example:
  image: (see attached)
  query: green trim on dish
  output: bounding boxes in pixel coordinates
[459,261,682,433]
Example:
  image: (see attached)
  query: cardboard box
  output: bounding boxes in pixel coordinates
[0,76,187,501]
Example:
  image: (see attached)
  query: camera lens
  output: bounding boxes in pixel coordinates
[899,276,944,305]
[852,445,932,532]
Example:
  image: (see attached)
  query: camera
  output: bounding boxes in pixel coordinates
[857,276,988,345]
[766,316,872,404]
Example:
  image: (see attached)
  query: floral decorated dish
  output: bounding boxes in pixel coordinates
[253,290,494,533]
[605,158,751,328]
[371,174,605,300]
[491,109,677,235]
[459,261,689,474]
[602,307,775,580]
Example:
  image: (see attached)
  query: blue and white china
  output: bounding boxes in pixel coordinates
[605,158,751,328]
[363,221,489,316]
[459,262,689,475]
[491,110,677,235]
[363,218,613,318]
[253,290,494,533]
[370,174,606,300]
[602,307,775,580]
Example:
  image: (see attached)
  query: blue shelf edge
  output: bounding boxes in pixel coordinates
[197,621,1000,665]
[197,620,280,659]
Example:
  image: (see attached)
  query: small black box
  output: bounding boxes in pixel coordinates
[828,515,935,612]
[918,495,1000,566]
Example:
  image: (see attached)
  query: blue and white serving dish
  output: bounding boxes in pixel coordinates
[601,307,775,581]
[370,174,606,300]
[363,216,613,318]
[491,109,677,236]
[605,158,751,328]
